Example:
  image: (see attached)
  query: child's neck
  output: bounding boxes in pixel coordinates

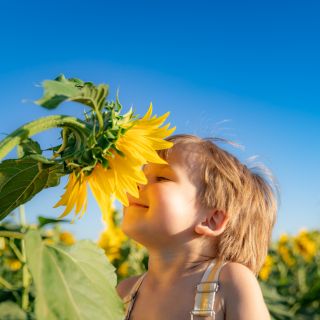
[145,239,218,290]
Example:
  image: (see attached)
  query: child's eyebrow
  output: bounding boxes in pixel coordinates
[160,164,175,171]
[143,164,175,174]
[159,165,177,177]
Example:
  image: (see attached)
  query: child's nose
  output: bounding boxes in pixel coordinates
[137,183,143,192]
[137,181,148,192]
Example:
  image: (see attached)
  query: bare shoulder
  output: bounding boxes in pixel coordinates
[219,262,270,320]
[116,275,142,300]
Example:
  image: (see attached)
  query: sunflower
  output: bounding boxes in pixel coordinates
[259,255,273,281]
[54,103,175,221]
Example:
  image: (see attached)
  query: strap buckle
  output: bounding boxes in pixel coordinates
[190,309,215,319]
[196,281,219,293]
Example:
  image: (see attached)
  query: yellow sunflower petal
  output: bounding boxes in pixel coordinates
[88,171,113,221]
[75,175,88,215]
[53,173,77,208]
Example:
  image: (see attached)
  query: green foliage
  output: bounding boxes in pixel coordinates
[0,301,27,320]
[259,230,320,319]
[0,218,125,319]
[25,230,124,320]
[0,158,64,220]
[36,216,69,229]
[260,282,294,319]
[35,74,109,112]
[18,139,42,158]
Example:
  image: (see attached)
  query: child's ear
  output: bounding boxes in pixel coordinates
[194,210,229,237]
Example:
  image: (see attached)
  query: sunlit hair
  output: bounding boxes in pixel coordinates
[158,134,279,275]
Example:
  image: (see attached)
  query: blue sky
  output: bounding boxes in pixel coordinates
[0,1,319,241]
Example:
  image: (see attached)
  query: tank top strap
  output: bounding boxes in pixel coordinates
[123,272,147,320]
[190,259,228,320]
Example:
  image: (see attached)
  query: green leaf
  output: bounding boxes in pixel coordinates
[35,75,80,109]
[35,74,109,112]
[261,282,294,319]
[25,230,124,320]
[37,216,70,228]
[0,158,65,221]
[19,138,42,157]
[0,301,27,320]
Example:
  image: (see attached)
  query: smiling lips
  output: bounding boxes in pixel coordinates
[129,202,149,208]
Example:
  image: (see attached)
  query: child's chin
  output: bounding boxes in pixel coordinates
[121,221,149,243]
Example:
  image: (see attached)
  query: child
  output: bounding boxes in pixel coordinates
[117,134,278,320]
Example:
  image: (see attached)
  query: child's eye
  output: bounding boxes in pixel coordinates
[156,176,170,182]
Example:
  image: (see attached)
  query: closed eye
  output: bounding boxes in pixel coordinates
[156,176,170,182]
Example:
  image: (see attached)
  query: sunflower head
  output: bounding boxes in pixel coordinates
[39,76,176,221]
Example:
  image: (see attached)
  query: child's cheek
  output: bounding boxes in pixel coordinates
[148,184,196,233]
[148,183,177,212]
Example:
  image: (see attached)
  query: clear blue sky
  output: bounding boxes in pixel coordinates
[1,1,319,241]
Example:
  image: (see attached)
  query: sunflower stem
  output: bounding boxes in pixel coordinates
[0,115,92,161]
[16,145,31,313]
[0,276,14,290]
[97,112,104,133]
[9,238,24,262]
[0,231,24,239]
[52,127,69,157]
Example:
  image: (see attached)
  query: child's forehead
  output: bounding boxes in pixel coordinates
[145,145,200,173]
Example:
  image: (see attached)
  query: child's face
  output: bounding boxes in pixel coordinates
[122,144,205,247]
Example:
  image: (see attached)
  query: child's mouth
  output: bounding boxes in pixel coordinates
[129,202,149,208]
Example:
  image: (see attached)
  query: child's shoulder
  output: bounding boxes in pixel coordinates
[220,262,256,285]
[116,274,143,300]
[219,262,270,319]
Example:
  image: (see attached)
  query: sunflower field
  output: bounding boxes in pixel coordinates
[259,229,320,319]
[1,210,319,319]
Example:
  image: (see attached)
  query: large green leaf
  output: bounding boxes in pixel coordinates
[25,230,124,320]
[0,158,64,220]
[36,74,109,111]
[0,301,27,320]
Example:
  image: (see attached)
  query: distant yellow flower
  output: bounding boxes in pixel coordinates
[293,230,317,262]
[54,103,175,221]
[0,237,6,251]
[132,240,145,250]
[276,233,296,266]
[45,229,55,238]
[279,233,289,245]
[5,258,22,271]
[278,245,295,266]
[118,261,129,277]
[259,255,273,281]
[98,216,128,262]
[44,238,55,245]
[59,231,76,245]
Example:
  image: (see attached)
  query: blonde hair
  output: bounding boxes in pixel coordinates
[159,134,279,275]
